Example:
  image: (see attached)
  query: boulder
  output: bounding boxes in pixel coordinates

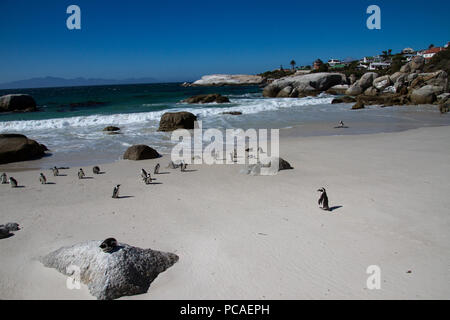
[390,72,406,83]
[0,94,37,113]
[349,74,357,85]
[240,157,293,176]
[357,72,379,90]
[41,240,178,300]
[439,102,449,114]
[437,93,450,103]
[0,134,48,164]
[263,73,345,97]
[326,84,349,95]
[222,111,242,115]
[410,56,425,72]
[277,86,293,98]
[373,75,392,91]
[352,100,365,110]
[331,96,357,104]
[103,126,121,132]
[123,145,160,160]
[345,84,363,96]
[182,94,230,104]
[364,87,379,96]
[410,85,443,104]
[191,74,265,86]
[158,112,197,132]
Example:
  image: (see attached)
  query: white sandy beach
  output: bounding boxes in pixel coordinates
[0,126,449,299]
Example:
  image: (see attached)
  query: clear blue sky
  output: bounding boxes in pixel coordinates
[0,0,449,83]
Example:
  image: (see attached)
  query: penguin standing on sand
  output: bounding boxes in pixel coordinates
[180,162,187,172]
[99,238,118,253]
[154,163,160,175]
[141,169,148,181]
[317,187,330,211]
[112,184,120,198]
[39,173,47,184]
[52,167,59,176]
[1,173,8,184]
[93,166,101,174]
[9,177,18,188]
[78,168,85,179]
[144,173,153,184]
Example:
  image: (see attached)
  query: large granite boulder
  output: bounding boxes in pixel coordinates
[0,94,37,113]
[191,74,264,86]
[400,56,425,73]
[158,112,197,132]
[263,73,346,97]
[345,85,363,96]
[373,75,392,91]
[123,145,160,160]
[358,72,379,90]
[182,94,230,104]
[41,240,179,300]
[352,100,365,110]
[0,134,48,164]
[410,85,443,104]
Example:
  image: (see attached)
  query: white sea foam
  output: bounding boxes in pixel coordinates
[0,96,334,133]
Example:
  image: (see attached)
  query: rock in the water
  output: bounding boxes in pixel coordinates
[0,94,37,113]
[263,73,345,97]
[103,126,121,132]
[364,87,379,96]
[439,102,449,113]
[222,111,243,115]
[158,112,197,132]
[123,145,160,160]
[182,94,230,104]
[191,74,264,86]
[410,85,443,104]
[331,96,357,104]
[352,100,365,110]
[41,240,179,300]
[0,134,48,164]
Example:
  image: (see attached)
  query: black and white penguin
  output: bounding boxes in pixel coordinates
[144,173,153,184]
[141,168,148,181]
[52,167,59,176]
[93,166,101,174]
[317,187,330,211]
[154,163,160,175]
[9,177,18,188]
[180,162,188,172]
[78,168,85,179]
[1,173,8,184]
[99,238,118,253]
[112,184,120,198]
[39,173,47,184]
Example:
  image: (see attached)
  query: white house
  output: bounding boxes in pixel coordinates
[327,59,341,67]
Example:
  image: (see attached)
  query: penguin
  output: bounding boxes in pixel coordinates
[154,163,160,175]
[141,168,148,181]
[99,237,118,253]
[52,167,59,176]
[1,173,8,184]
[39,173,47,185]
[9,177,18,188]
[93,166,101,174]
[317,187,330,211]
[112,184,120,198]
[339,121,345,128]
[180,162,187,172]
[78,168,85,179]
[144,173,153,184]
[4,222,20,231]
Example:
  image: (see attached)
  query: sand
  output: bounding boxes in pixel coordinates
[0,125,449,299]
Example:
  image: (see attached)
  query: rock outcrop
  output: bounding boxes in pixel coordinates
[410,85,443,104]
[182,94,230,104]
[158,111,197,131]
[103,126,121,132]
[0,94,37,113]
[263,73,346,98]
[41,240,178,300]
[0,134,48,164]
[191,74,265,86]
[123,145,160,160]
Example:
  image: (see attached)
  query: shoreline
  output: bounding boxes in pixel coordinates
[1,125,449,299]
[1,119,449,172]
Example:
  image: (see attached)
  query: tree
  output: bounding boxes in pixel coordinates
[290,60,296,70]
[429,44,435,49]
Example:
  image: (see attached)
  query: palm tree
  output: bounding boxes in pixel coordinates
[290,60,296,70]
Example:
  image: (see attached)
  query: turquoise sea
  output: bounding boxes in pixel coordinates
[0,83,448,167]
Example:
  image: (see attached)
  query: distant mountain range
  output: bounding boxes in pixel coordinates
[0,76,159,89]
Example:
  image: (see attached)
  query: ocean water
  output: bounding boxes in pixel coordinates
[0,83,449,168]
